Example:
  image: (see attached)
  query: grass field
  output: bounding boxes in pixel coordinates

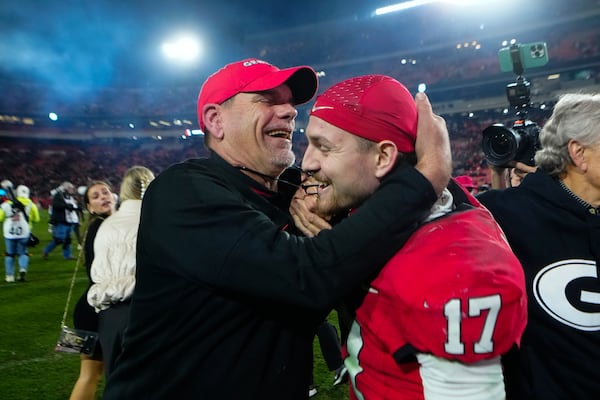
[0,210,349,399]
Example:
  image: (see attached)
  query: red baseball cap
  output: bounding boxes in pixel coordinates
[455,175,476,189]
[197,58,318,130]
[310,75,417,153]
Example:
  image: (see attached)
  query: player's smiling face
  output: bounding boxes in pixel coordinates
[301,116,380,218]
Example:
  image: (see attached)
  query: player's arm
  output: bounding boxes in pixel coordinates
[416,354,505,400]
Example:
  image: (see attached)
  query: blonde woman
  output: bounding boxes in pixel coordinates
[87,166,155,378]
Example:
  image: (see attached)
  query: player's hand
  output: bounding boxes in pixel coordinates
[414,92,451,196]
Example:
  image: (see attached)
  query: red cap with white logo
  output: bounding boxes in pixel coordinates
[197,58,318,131]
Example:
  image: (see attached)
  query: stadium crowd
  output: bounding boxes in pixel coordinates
[0,105,551,207]
[0,24,598,130]
[0,14,597,206]
[0,138,205,207]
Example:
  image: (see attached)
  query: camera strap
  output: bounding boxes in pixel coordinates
[59,245,84,329]
[57,215,106,328]
[58,220,94,329]
[4,185,30,223]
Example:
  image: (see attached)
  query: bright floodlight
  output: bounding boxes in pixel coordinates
[375,0,437,15]
[48,112,58,121]
[375,0,500,15]
[162,35,201,62]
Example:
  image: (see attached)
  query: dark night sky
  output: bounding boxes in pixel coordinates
[0,1,597,94]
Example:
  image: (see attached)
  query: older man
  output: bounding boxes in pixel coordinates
[103,60,451,399]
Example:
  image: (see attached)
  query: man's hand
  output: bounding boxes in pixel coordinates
[414,92,452,196]
[490,161,537,189]
[511,162,537,187]
[289,187,332,238]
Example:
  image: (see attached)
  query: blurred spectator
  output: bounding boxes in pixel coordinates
[0,183,40,282]
[44,182,79,260]
[455,175,478,194]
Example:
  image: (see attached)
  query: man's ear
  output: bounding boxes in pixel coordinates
[374,140,398,179]
[567,139,587,172]
[202,104,224,140]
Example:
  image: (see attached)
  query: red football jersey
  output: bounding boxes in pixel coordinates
[347,202,527,400]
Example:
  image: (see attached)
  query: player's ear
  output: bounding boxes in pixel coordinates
[374,141,398,179]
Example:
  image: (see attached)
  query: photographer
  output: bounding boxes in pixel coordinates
[43,181,79,260]
[477,93,600,399]
[482,114,541,190]
[0,183,40,282]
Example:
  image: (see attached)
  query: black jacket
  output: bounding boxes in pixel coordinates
[49,188,78,225]
[73,217,104,333]
[478,171,600,400]
[103,153,436,400]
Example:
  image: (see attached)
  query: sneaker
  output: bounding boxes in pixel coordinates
[5,275,15,283]
[332,365,348,386]
[308,385,318,398]
[18,271,26,282]
[43,253,49,260]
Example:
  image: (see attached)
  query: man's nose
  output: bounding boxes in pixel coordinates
[277,103,298,120]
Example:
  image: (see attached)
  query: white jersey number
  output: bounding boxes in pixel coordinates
[443,294,501,355]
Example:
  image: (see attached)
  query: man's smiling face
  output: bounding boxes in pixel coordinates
[301,116,381,218]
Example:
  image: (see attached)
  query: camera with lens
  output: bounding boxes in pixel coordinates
[482,42,545,167]
[482,118,541,167]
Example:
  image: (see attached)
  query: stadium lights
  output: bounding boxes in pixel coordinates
[161,34,201,62]
[375,0,496,15]
[375,0,437,15]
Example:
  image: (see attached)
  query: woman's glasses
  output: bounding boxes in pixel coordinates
[288,165,319,196]
[235,164,320,196]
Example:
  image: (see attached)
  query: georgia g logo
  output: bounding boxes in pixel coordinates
[533,259,600,331]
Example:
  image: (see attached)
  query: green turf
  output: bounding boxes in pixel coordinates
[0,210,349,399]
